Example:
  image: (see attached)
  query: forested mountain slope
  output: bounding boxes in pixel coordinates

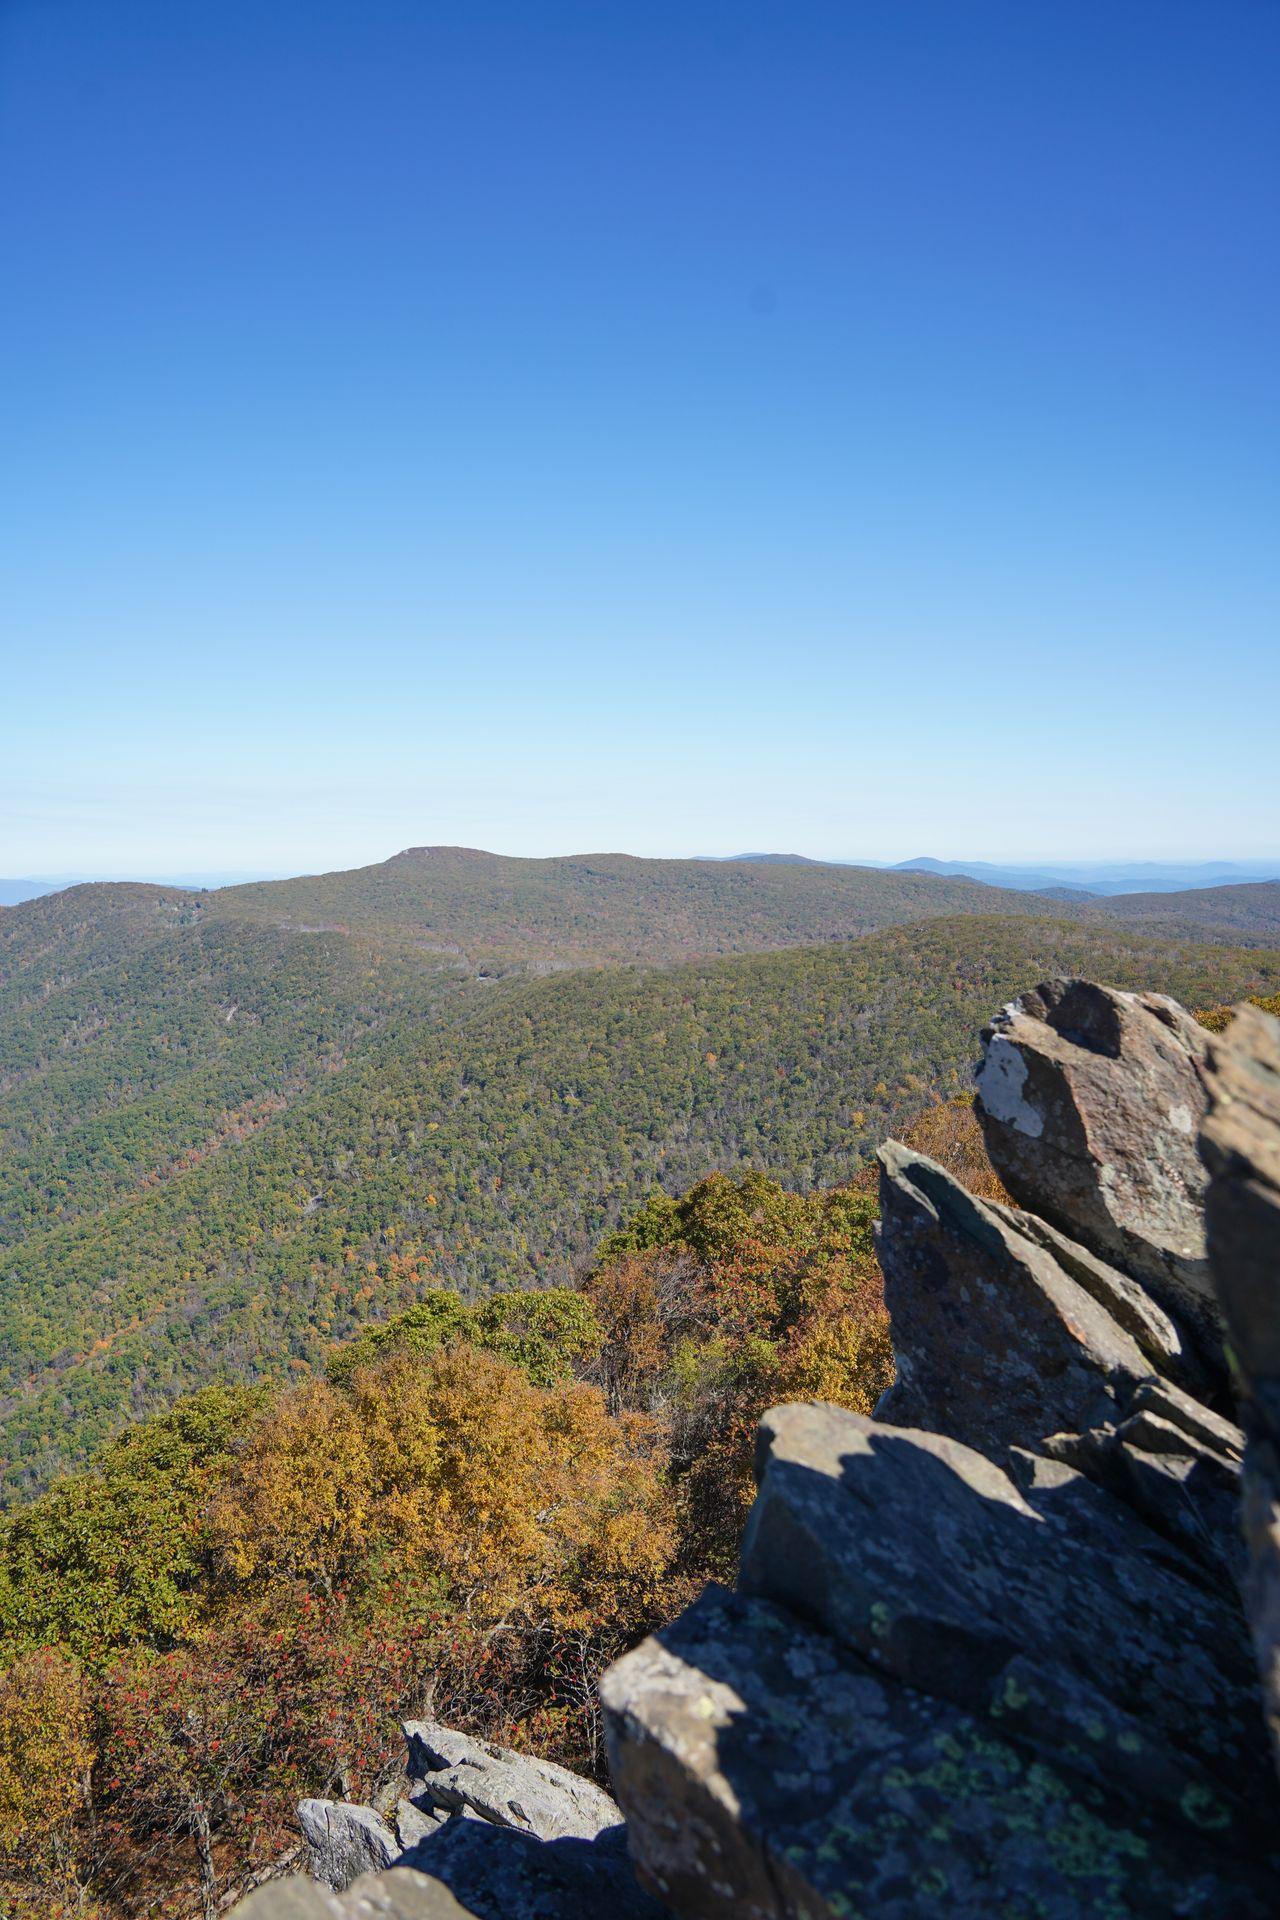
[2,908,1277,1499]
[1094,879,1280,939]
[208,845,1089,965]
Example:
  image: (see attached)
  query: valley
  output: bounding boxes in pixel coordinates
[2,852,1278,1499]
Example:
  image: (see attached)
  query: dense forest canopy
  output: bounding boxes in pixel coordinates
[2,865,1278,1498]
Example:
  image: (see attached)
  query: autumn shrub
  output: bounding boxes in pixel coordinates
[879,1093,1012,1204]
[90,1593,464,1919]
[1195,989,1280,1033]
[326,1285,603,1391]
[583,1169,892,1578]
[0,1647,94,1913]
[325,1286,470,1386]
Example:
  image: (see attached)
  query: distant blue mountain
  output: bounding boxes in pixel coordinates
[0,879,57,906]
[892,857,1280,897]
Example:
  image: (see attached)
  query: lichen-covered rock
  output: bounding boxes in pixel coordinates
[875,1140,1157,1455]
[605,982,1280,1917]
[298,1801,401,1891]
[974,979,1220,1364]
[403,1721,623,1841]
[602,1584,1277,1919]
[1200,1001,1280,1781]
[739,1402,1270,1846]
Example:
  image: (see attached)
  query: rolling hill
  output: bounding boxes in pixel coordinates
[1093,879,1280,940]
[206,845,1090,966]
[2,891,1277,1501]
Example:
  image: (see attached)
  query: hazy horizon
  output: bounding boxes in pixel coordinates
[5,847,1280,896]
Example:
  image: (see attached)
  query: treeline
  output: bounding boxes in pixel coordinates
[3,914,1279,1495]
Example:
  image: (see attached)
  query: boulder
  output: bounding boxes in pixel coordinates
[1200,1001,1280,1780]
[394,1800,451,1850]
[974,980,1220,1361]
[234,1826,663,1920]
[231,1868,473,1918]
[233,1718,651,1920]
[395,1817,666,1918]
[602,1584,1278,1920]
[875,1140,1157,1456]
[739,1401,1270,1845]
[403,1720,623,1841]
[299,1801,401,1891]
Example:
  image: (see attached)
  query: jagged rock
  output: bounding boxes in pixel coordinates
[1200,1003,1280,1414]
[403,1720,622,1841]
[602,1583,1279,1919]
[738,1401,1271,1846]
[232,1867,472,1917]
[1039,1380,1245,1587]
[875,1140,1158,1456]
[299,1801,401,1890]
[235,1824,663,1920]
[989,1202,1198,1386]
[395,1817,666,1917]
[1200,1001,1280,1780]
[974,979,1221,1362]
[395,1799,451,1849]
[234,1719,649,1920]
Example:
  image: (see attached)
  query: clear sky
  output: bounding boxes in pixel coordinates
[2,0,1277,877]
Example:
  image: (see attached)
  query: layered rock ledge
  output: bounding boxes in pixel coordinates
[604,983,1280,1917]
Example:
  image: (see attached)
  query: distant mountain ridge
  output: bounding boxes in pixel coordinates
[0,880,56,907]
[894,855,1280,896]
[206,845,1085,969]
[1093,880,1280,940]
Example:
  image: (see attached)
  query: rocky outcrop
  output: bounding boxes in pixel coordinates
[299,1801,401,1889]
[974,979,1222,1368]
[604,978,1280,1917]
[401,1722,623,1842]
[1200,1002,1280,1778]
[237,978,1280,1920]
[236,1719,662,1919]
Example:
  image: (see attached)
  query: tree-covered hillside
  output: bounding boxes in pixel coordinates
[208,845,1089,966]
[2,908,1277,1499]
[1094,879,1280,939]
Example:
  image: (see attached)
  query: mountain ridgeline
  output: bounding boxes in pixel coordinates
[208,845,1093,967]
[2,846,1280,1499]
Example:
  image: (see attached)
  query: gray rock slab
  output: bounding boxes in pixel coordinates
[602,1584,1279,1920]
[876,1140,1157,1455]
[974,979,1220,1360]
[404,1720,622,1841]
[739,1402,1274,1846]
[299,1801,401,1891]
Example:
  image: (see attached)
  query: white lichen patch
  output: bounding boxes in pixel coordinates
[976,1036,1044,1138]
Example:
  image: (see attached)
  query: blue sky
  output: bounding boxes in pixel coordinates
[2,0,1277,876]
